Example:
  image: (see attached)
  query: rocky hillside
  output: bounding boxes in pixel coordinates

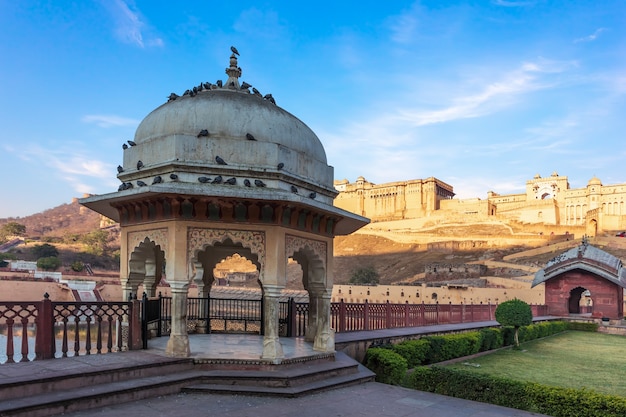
[1,199,102,238]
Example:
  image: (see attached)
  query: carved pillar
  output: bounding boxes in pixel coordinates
[305,291,318,343]
[165,280,190,357]
[313,290,334,352]
[121,281,133,301]
[143,258,157,297]
[192,261,207,297]
[261,284,284,362]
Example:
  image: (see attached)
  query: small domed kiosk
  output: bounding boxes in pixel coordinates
[81,50,369,360]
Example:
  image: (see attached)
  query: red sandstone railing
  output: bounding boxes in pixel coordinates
[329,301,548,332]
[0,294,141,364]
[1,294,549,364]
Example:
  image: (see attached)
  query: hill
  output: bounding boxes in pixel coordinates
[0,198,102,238]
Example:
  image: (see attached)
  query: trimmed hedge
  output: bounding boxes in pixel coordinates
[364,347,407,385]
[567,321,599,332]
[375,321,575,371]
[406,366,626,417]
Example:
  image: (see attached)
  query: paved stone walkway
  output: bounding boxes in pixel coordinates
[60,381,548,417]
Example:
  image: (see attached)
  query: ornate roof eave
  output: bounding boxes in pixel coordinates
[79,184,369,236]
[532,259,626,289]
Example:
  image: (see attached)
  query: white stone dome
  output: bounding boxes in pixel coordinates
[134,89,327,166]
[119,52,335,197]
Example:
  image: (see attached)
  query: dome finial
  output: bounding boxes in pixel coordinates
[224,46,242,90]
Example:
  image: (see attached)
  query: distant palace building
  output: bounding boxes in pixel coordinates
[334,172,626,235]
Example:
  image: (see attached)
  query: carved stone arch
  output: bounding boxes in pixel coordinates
[127,233,167,298]
[187,228,266,294]
[285,235,327,289]
[194,238,262,297]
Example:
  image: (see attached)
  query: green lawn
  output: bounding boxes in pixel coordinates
[445,331,626,397]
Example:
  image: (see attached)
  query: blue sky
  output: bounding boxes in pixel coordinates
[1,1,625,219]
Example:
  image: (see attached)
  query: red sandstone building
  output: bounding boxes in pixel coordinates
[532,240,626,320]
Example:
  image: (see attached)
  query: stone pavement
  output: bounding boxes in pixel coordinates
[1,322,555,416]
[59,381,548,417]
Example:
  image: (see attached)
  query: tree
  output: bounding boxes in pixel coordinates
[37,256,61,271]
[495,298,533,348]
[31,243,59,259]
[2,222,26,236]
[80,230,109,256]
[349,266,380,285]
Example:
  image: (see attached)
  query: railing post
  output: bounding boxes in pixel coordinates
[129,297,142,350]
[339,299,346,333]
[35,293,54,360]
[363,299,370,331]
[158,292,163,337]
[385,301,391,329]
[421,301,425,326]
[141,293,148,349]
[435,302,439,324]
[405,301,410,327]
[287,297,296,337]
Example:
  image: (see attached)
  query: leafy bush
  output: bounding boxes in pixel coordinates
[391,339,431,368]
[406,366,626,417]
[70,261,85,272]
[364,347,407,385]
[479,328,503,351]
[37,256,61,271]
[31,243,59,259]
[349,266,380,285]
[495,299,533,347]
[567,321,598,332]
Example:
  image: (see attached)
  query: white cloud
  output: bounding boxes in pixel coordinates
[5,144,117,195]
[82,114,140,128]
[102,0,164,48]
[574,28,607,43]
[394,59,575,127]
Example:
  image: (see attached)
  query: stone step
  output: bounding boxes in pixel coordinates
[182,364,376,397]
[0,353,194,402]
[0,370,204,417]
[193,352,362,388]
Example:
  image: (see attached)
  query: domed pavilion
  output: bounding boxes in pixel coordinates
[80,50,369,360]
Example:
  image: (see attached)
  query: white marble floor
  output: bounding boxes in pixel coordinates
[146,334,323,361]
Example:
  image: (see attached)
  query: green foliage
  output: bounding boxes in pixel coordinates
[364,347,407,385]
[495,299,533,328]
[391,339,431,368]
[37,256,61,271]
[495,299,533,347]
[1,222,26,236]
[567,321,599,332]
[31,243,59,259]
[80,230,109,256]
[370,322,568,375]
[70,261,85,272]
[479,328,503,351]
[0,252,18,261]
[349,266,380,285]
[405,366,626,417]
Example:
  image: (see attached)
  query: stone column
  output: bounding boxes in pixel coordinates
[261,284,284,362]
[305,291,318,343]
[313,290,334,352]
[143,258,157,297]
[165,280,190,357]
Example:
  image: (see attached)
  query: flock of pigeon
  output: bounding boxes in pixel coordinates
[166,47,276,105]
[116,46,316,199]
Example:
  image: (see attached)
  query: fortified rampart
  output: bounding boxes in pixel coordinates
[334,172,626,236]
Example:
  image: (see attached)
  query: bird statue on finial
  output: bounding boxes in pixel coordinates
[230,46,240,56]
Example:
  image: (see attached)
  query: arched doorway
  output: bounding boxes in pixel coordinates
[569,286,590,314]
[126,237,165,299]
